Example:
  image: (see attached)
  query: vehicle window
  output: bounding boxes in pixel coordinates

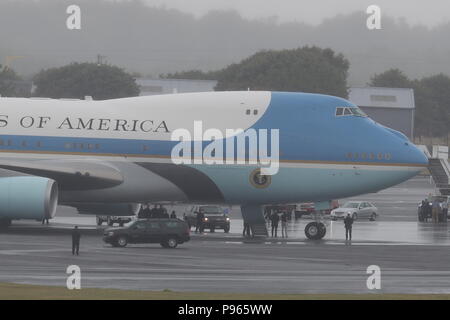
[148,222,161,229]
[343,202,360,208]
[134,222,147,229]
[200,206,221,214]
[344,108,352,115]
[164,221,179,228]
[335,107,344,116]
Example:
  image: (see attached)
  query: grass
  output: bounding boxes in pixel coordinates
[1,283,450,300]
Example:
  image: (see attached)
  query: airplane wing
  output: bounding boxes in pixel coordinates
[0,159,123,190]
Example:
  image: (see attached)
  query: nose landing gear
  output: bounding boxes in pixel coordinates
[304,221,326,240]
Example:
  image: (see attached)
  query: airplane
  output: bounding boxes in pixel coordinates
[0,91,428,239]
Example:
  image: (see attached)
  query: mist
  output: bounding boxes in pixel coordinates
[1,0,450,85]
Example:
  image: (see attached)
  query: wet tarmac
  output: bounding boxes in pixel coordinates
[2,176,450,294]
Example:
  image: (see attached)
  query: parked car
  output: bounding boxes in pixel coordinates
[294,203,315,219]
[103,218,190,248]
[96,215,134,227]
[294,200,339,219]
[330,201,378,221]
[184,205,230,233]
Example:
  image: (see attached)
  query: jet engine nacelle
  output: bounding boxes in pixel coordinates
[0,176,58,220]
[75,203,141,216]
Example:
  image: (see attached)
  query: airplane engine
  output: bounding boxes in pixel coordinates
[0,176,58,220]
[74,203,141,216]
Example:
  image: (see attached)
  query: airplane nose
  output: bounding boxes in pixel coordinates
[414,144,429,166]
[402,141,429,167]
[382,126,428,166]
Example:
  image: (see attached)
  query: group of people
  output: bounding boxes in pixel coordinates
[138,204,177,219]
[420,198,449,223]
[266,211,290,238]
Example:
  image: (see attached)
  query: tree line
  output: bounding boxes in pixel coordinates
[1,47,449,138]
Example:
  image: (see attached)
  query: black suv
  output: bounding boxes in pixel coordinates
[184,205,230,233]
[103,219,190,248]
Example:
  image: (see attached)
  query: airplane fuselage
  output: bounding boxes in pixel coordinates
[0,91,428,206]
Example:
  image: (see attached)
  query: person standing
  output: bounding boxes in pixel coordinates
[281,212,289,238]
[344,214,354,241]
[243,221,251,237]
[270,212,280,237]
[170,210,177,219]
[143,204,152,219]
[196,210,205,233]
[72,226,81,256]
[432,199,440,223]
[442,200,449,221]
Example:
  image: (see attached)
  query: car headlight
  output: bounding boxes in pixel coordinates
[204,218,208,221]
[226,217,230,221]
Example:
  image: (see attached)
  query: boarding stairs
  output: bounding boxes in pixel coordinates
[418,145,450,196]
[250,223,269,237]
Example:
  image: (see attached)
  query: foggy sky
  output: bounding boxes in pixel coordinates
[2,0,450,85]
[140,0,450,27]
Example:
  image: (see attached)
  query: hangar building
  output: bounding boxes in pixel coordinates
[137,78,218,96]
[349,87,415,139]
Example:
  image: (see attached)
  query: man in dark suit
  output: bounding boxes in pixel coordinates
[72,226,81,255]
[344,214,354,241]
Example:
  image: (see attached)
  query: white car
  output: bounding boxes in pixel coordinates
[330,201,378,221]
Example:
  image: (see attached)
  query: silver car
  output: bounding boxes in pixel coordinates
[330,201,378,221]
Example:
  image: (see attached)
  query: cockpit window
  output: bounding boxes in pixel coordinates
[335,106,368,117]
[349,107,367,117]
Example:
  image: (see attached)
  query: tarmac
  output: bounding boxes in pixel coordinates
[1,176,450,294]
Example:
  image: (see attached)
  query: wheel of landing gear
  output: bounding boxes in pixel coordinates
[305,222,326,240]
[318,223,326,238]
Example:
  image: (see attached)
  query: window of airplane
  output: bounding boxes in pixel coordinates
[246,109,251,115]
[349,107,367,117]
[87,144,95,150]
[346,152,353,159]
[377,153,383,160]
[361,153,367,159]
[36,141,43,148]
[7,140,12,146]
[21,141,27,147]
[370,153,375,160]
[253,109,258,115]
[336,107,368,117]
[95,144,100,150]
[65,143,73,149]
[385,153,391,160]
[142,145,150,152]
[0,139,4,146]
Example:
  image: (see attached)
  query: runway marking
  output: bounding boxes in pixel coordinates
[0,249,69,255]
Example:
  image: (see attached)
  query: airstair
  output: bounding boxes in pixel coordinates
[418,145,450,196]
[250,223,269,237]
